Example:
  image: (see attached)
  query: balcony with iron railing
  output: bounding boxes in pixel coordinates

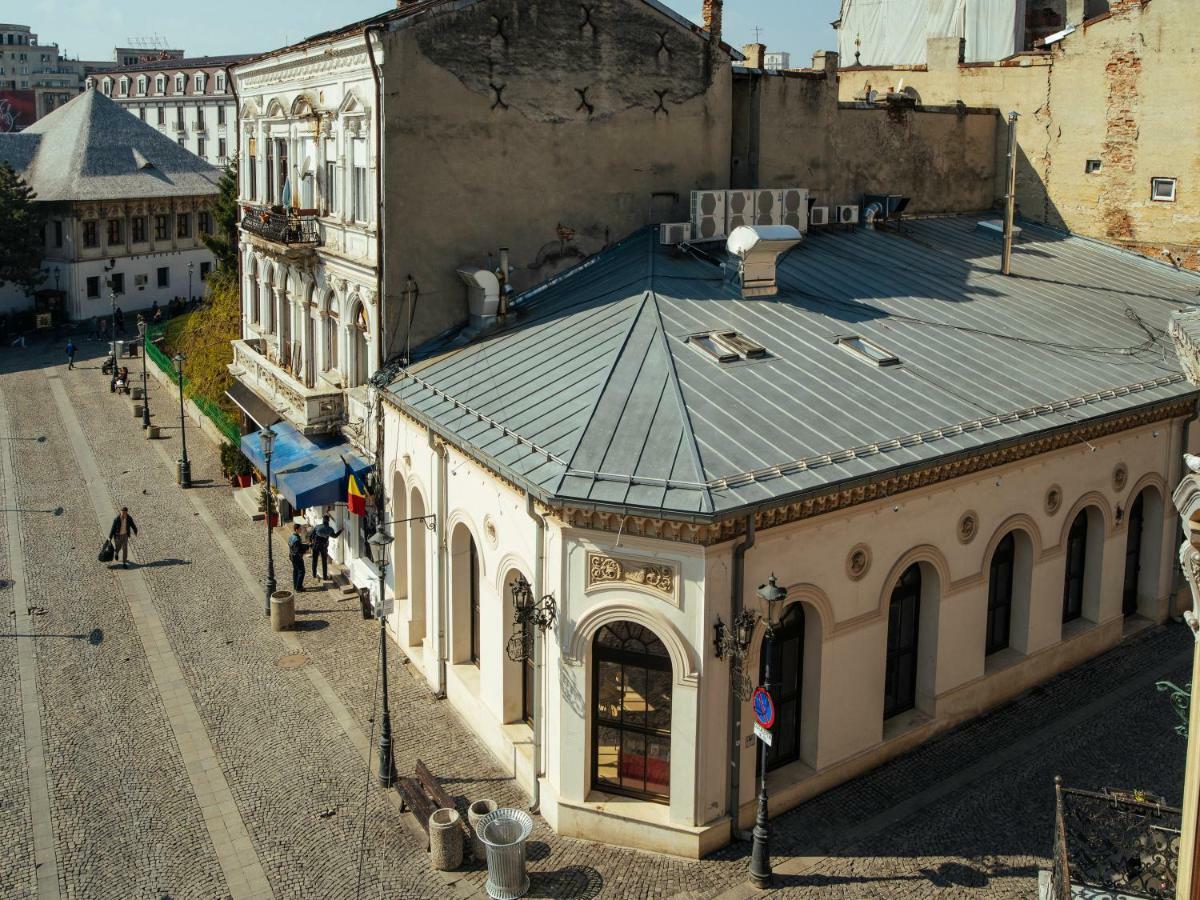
[240,204,322,255]
[1046,778,1181,900]
[228,337,344,435]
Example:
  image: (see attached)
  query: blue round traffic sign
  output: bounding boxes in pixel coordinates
[752,687,775,729]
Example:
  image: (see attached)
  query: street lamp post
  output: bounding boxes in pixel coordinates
[748,573,787,890]
[173,353,191,487]
[137,321,150,429]
[260,428,276,617]
[107,288,118,383]
[187,261,194,308]
[368,527,395,788]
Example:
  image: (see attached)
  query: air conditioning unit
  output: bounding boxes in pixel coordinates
[660,222,693,245]
[777,188,809,232]
[810,206,830,227]
[837,205,860,225]
[690,190,727,241]
[725,190,755,232]
[752,189,780,226]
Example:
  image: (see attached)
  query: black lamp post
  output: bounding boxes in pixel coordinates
[107,287,118,383]
[368,526,395,788]
[137,320,150,429]
[187,260,194,307]
[173,353,191,487]
[260,427,276,616]
[748,573,787,890]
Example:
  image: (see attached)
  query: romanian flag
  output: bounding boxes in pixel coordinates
[347,471,367,516]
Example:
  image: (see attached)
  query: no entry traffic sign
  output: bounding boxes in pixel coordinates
[752,686,775,730]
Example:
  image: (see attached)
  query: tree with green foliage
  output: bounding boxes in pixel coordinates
[202,156,239,275]
[0,161,46,296]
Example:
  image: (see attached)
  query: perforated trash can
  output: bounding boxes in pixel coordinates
[478,807,533,900]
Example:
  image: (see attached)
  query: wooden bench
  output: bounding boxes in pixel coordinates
[397,758,477,857]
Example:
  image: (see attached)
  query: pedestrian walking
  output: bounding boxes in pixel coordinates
[309,514,341,581]
[108,506,138,569]
[98,317,108,342]
[288,524,309,592]
[114,307,126,335]
[66,339,76,369]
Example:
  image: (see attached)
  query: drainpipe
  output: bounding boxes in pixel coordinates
[1001,110,1019,276]
[364,24,386,372]
[432,430,449,698]
[526,494,546,813]
[727,514,755,841]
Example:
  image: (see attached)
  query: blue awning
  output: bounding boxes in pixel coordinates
[240,422,372,509]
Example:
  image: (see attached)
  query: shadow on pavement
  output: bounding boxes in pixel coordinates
[527,864,603,899]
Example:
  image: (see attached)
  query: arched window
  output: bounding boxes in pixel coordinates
[1123,492,1145,616]
[759,603,804,771]
[353,302,370,386]
[469,537,480,665]
[987,533,1016,655]
[194,72,206,93]
[884,564,921,719]
[1062,511,1088,623]
[323,301,339,373]
[408,488,428,644]
[593,622,672,801]
[248,258,259,324]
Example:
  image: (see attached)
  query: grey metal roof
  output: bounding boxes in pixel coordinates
[104,54,255,74]
[0,90,220,202]
[390,216,1200,520]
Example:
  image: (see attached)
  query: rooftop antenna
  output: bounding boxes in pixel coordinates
[753,25,763,43]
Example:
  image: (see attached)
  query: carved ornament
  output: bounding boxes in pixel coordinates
[1045,484,1063,515]
[585,552,676,601]
[1113,463,1129,492]
[846,543,871,581]
[957,511,978,544]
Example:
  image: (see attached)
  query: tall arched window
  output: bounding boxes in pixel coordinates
[248,258,259,324]
[353,303,370,386]
[324,301,339,373]
[1123,492,1145,616]
[101,77,112,96]
[155,74,165,94]
[758,603,805,771]
[469,537,480,665]
[987,533,1016,655]
[137,75,147,96]
[1062,511,1088,623]
[884,564,921,719]
[593,622,672,801]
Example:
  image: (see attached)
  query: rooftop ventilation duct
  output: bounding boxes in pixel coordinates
[726,225,803,297]
[457,267,500,322]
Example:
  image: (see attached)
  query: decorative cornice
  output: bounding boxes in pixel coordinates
[237,46,372,91]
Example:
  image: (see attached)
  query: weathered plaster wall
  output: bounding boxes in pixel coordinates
[735,69,997,213]
[835,0,1199,263]
[382,0,732,351]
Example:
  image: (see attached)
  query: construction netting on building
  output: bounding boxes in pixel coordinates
[836,0,1031,66]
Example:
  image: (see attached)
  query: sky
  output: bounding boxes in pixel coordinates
[34,0,841,66]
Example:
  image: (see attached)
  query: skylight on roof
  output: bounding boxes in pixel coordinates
[836,335,900,367]
[688,331,767,364]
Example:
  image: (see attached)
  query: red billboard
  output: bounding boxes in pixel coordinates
[0,90,37,133]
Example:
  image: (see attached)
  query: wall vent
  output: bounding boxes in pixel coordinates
[726,225,803,298]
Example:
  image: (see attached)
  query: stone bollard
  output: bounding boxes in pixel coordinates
[146,425,160,440]
[131,386,144,400]
[429,808,463,871]
[270,590,295,631]
[133,403,144,418]
[467,799,497,861]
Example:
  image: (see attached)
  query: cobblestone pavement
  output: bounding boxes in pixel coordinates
[0,335,1192,899]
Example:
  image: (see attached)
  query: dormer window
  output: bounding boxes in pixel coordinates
[136,75,147,95]
[174,74,184,93]
[101,77,112,95]
[194,72,205,93]
[119,77,129,97]
[216,72,225,92]
[155,74,165,93]
[836,335,900,367]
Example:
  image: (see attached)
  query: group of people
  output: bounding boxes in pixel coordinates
[287,515,341,592]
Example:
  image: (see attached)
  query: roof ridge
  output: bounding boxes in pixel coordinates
[549,290,654,498]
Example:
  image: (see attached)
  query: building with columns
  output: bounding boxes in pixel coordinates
[379,216,1200,857]
[0,89,218,317]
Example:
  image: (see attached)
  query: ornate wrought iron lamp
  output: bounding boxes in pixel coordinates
[259,427,276,616]
[368,527,396,788]
[749,573,787,890]
[505,574,556,663]
[714,608,759,701]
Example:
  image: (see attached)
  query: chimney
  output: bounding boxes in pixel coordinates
[703,0,723,46]
[741,43,765,70]
[811,50,839,76]
[727,225,804,298]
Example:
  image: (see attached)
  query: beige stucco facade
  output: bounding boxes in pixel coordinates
[379,387,1193,857]
[835,0,1200,265]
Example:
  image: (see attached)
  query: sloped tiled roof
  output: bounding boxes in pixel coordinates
[391,217,1200,520]
[0,90,220,202]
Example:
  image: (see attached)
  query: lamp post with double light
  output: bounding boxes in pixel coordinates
[748,573,787,890]
[368,527,395,788]
[137,320,150,429]
[260,427,276,616]
[173,354,191,487]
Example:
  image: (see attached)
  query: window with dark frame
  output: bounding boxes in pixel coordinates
[469,538,480,666]
[884,563,921,719]
[86,276,100,298]
[592,622,672,802]
[109,273,124,295]
[1123,492,1145,616]
[154,215,168,241]
[177,213,190,238]
[106,218,122,246]
[986,532,1015,655]
[131,216,146,243]
[1085,159,1102,174]
[157,267,169,288]
[1062,511,1088,623]
[198,211,211,235]
[82,220,98,248]
[757,603,804,773]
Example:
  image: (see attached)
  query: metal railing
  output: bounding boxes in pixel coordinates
[1050,776,1181,900]
[240,206,321,247]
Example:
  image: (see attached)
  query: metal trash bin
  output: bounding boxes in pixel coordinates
[478,807,533,900]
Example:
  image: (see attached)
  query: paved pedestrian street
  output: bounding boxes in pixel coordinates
[0,338,1192,899]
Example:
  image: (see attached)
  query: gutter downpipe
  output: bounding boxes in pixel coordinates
[728,514,755,841]
[526,494,546,813]
[432,430,449,699]
[1173,399,1200,619]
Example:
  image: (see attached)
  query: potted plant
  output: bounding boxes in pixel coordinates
[219,442,255,487]
[233,452,253,488]
[257,484,278,526]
